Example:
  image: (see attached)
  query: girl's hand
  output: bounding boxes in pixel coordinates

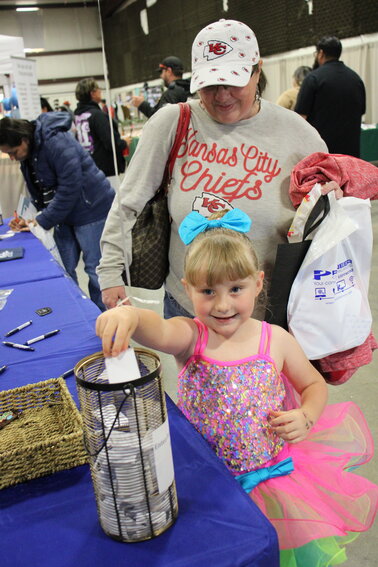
[96,306,138,358]
[269,409,313,443]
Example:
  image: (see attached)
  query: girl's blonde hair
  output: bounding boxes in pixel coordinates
[183,210,260,287]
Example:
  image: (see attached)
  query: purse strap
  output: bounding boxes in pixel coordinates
[158,103,190,192]
[302,194,330,240]
[168,102,191,176]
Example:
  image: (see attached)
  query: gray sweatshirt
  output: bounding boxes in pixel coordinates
[97,99,327,314]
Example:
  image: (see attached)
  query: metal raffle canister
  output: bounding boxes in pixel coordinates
[74,348,178,542]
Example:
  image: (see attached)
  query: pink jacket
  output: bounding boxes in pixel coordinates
[290,152,378,385]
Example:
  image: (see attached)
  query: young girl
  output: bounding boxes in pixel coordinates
[96,208,378,566]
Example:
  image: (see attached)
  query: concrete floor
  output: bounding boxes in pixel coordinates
[77,200,378,566]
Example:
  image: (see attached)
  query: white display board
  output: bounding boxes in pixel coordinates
[0,34,24,74]
[11,56,40,120]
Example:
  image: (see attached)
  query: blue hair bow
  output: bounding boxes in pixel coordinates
[178,208,252,245]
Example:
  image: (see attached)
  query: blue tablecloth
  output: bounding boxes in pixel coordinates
[0,224,279,567]
[0,228,64,286]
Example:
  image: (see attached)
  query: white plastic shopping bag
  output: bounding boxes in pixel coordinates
[287,183,323,243]
[28,223,64,268]
[287,192,372,360]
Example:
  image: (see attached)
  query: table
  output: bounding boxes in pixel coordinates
[1,228,66,287]
[0,223,279,567]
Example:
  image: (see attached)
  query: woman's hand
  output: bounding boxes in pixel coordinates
[102,286,129,310]
[321,180,343,199]
[269,408,313,443]
[9,217,31,231]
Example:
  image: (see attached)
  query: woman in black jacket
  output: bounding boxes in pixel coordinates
[74,78,129,177]
[0,113,115,311]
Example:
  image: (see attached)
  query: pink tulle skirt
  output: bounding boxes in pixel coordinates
[248,402,378,556]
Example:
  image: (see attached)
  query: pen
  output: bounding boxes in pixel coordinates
[24,329,60,345]
[3,341,35,351]
[61,368,75,379]
[4,320,33,337]
[0,365,7,374]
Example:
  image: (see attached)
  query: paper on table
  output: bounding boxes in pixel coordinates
[0,231,15,239]
[105,347,141,384]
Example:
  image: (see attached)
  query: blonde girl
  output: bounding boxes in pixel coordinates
[96,208,377,567]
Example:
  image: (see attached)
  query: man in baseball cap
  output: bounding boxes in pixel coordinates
[156,56,184,74]
[132,55,190,119]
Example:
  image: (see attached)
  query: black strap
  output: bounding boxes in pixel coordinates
[303,194,330,240]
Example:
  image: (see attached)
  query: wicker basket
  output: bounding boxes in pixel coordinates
[0,378,88,490]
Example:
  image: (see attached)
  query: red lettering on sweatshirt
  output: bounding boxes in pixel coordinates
[177,128,280,202]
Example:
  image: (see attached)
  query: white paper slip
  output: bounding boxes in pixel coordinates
[105,347,141,384]
[0,231,15,239]
[152,419,175,494]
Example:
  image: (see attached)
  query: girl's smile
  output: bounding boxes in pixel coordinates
[184,274,264,338]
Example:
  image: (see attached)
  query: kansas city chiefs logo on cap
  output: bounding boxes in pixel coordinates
[203,40,233,60]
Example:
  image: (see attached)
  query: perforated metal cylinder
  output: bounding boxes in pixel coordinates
[74,348,178,542]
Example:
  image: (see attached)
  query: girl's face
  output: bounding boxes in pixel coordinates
[198,63,262,124]
[183,273,264,338]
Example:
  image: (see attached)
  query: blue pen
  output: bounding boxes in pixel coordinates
[61,368,75,379]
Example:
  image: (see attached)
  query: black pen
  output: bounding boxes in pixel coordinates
[4,320,32,337]
[24,329,60,345]
[3,341,35,351]
[0,365,7,374]
[61,368,75,379]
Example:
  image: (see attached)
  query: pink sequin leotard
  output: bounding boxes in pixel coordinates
[178,319,285,474]
[177,318,378,565]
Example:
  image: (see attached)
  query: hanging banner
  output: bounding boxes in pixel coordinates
[10,56,40,120]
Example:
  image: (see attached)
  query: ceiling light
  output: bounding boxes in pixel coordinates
[16,7,40,12]
[24,48,45,53]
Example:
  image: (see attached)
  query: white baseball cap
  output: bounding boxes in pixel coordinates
[190,19,260,93]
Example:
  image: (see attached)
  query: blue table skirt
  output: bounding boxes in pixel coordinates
[0,396,279,567]
[0,221,279,567]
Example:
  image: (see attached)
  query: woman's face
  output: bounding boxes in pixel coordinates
[0,138,30,161]
[198,63,262,124]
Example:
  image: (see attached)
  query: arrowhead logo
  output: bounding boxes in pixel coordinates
[203,41,233,61]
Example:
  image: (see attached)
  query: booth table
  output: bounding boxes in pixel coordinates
[0,222,279,567]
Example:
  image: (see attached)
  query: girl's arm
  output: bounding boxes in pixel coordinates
[269,326,328,443]
[96,305,196,361]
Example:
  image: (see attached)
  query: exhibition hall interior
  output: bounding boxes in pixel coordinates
[0,1,377,566]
